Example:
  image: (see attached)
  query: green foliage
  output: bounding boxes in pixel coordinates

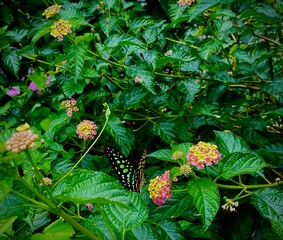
[0,0,283,239]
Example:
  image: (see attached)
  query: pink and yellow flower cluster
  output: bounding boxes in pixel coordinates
[76,120,98,141]
[42,4,61,19]
[63,99,79,117]
[148,170,172,206]
[51,19,72,42]
[187,141,221,170]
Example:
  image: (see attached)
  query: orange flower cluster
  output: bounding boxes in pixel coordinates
[187,141,221,170]
[76,120,98,141]
[51,19,72,42]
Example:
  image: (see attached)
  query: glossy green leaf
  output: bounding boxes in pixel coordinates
[0,216,17,236]
[0,179,13,201]
[147,149,172,161]
[52,171,131,205]
[99,16,118,37]
[152,119,177,143]
[1,49,20,78]
[151,195,193,222]
[130,224,155,240]
[219,152,267,179]
[31,21,53,45]
[214,131,251,157]
[0,193,29,220]
[66,42,88,81]
[251,188,283,238]
[176,79,201,103]
[187,178,220,230]
[155,220,185,240]
[189,0,223,22]
[103,191,148,231]
[106,116,135,156]
[31,220,75,240]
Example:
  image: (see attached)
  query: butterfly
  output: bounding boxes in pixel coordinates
[104,146,146,193]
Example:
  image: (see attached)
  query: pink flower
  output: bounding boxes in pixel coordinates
[76,120,98,141]
[7,87,20,96]
[187,142,222,170]
[148,170,172,206]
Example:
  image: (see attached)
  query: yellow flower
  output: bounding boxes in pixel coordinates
[43,4,61,19]
[51,19,72,42]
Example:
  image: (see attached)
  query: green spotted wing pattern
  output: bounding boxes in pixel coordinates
[104,146,146,193]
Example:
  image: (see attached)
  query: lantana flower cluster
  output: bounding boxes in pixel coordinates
[51,19,72,42]
[187,141,221,170]
[76,120,98,141]
[178,0,196,6]
[148,170,172,206]
[172,150,183,160]
[6,129,38,153]
[63,99,79,117]
[42,4,61,18]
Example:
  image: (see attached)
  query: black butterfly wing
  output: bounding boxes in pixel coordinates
[104,146,136,191]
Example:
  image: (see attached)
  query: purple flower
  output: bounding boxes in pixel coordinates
[29,76,52,92]
[29,82,38,92]
[7,87,20,96]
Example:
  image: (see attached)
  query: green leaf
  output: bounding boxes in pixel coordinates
[169,4,189,24]
[130,17,154,29]
[49,142,65,152]
[0,193,28,219]
[0,35,9,50]
[106,116,135,156]
[0,216,17,236]
[62,78,87,96]
[130,224,155,240]
[1,49,20,78]
[99,16,118,37]
[52,171,131,205]
[31,21,53,45]
[151,195,193,222]
[251,188,283,238]
[25,210,50,232]
[103,191,148,231]
[176,79,201,103]
[142,28,158,44]
[155,220,185,240]
[214,131,251,157]
[84,215,114,240]
[31,220,75,240]
[147,149,172,161]
[187,178,220,230]
[105,34,143,48]
[0,179,13,201]
[66,42,88,81]
[122,87,147,107]
[262,78,283,104]
[189,0,223,22]
[152,120,177,143]
[126,65,156,94]
[27,72,47,91]
[219,152,267,179]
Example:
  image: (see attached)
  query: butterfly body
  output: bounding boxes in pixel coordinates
[104,146,146,193]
